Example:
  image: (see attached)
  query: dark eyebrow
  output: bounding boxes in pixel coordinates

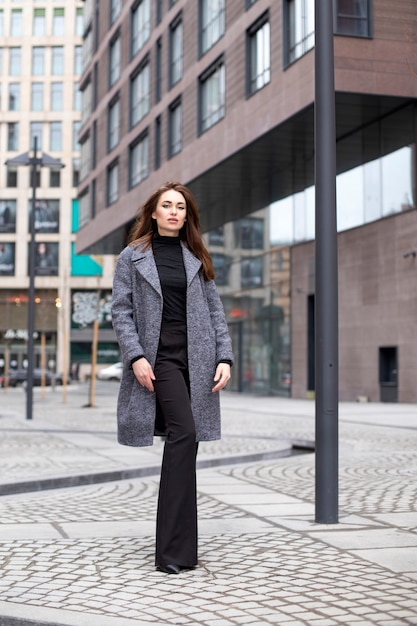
[162,200,186,206]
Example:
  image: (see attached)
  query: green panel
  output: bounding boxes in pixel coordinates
[72,199,79,233]
[70,243,103,276]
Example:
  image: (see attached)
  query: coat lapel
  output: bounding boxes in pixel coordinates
[182,243,202,286]
[131,245,162,297]
[130,241,201,294]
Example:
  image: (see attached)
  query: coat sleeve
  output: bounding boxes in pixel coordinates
[111,249,145,364]
[203,278,234,366]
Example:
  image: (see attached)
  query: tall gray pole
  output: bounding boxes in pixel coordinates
[26,138,38,421]
[314,0,339,523]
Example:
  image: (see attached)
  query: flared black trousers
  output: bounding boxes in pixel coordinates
[153,322,198,569]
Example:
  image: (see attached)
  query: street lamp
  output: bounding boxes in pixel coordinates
[5,138,64,420]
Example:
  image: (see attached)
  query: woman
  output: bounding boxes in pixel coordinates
[111,181,233,575]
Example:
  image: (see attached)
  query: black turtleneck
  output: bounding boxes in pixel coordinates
[152,234,187,324]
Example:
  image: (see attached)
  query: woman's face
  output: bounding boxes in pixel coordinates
[152,190,187,237]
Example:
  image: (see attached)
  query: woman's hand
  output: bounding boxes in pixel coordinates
[212,363,231,392]
[132,358,156,392]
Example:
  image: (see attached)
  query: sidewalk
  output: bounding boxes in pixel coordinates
[0,383,416,625]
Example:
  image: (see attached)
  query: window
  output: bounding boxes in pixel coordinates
[7,122,19,151]
[131,0,151,57]
[7,167,18,188]
[0,10,3,37]
[92,62,98,109]
[156,0,163,25]
[108,97,120,151]
[31,82,43,110]
[109,35,121,86]
[53,8,65,36]
[0,48,3,74]
[208,226,225,246]
[50,122,62,152]
[211,253,230,286]
[154,115,161,169]
[73,120,81,151]
[72,158,81,187]
[169,14,183,87]
[8,83,20,110]
[10,9,23,36]
[234,218,264,249]
[9,47,21,75]
[241,256,263,288]
[110,0,122,24]
[155,37,162,102]
[79,187,90,227]
[247,13,270,95]
[50,170,61,188]
[32,46,45,75]
[168,98,182,157]
[51,46,64,75]
[80,133,91,180]
[92,120,97,168]
[285,0,314,65]
[129,133,149,188]
[81,80,92,125]
[30,122,43,150]
[334,0,372,37]
[82,27,93,72]
[33,8,45,35]
[50,82,63,110]
[75,7,83,35]
[246,0,257,7]
[107,160,119,205]
[199,57,225,133]
[74,82,82,110]
[200,0,225,55]
[74,45,82,74]
[130,61,150,127]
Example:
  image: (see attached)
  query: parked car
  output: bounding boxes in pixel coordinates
[1,369,69,388]
[97,362,123,381]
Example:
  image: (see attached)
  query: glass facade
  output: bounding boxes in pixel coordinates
[206,210,291,396]
[211,105,415,396]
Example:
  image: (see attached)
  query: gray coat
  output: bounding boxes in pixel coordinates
[111,242,234,447]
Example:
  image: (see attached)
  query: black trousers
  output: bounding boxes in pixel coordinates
[153,322,198,568]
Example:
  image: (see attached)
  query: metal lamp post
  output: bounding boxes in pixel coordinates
[5,138,64,420]
[314,0,339,523]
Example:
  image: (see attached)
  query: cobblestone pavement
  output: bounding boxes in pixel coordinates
[0,384,416,625]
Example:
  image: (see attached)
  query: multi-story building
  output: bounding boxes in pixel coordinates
[76,0,417,399]
[0,0,117,383]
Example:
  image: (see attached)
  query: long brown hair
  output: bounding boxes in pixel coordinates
[128,181,215,280]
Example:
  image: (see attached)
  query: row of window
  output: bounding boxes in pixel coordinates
[84,0,371,96]
[81,12,269,167]
[2,81,81,112]
[0,199,61,234]
[0,45,82,76]
[0,6,82,38]
[0,241,59,277]
[6,121,80,153]
[82,0,372,167]
[0,238,270,287]
[79,0,373,215]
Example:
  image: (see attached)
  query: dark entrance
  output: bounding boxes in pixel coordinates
[379,346,398,402]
